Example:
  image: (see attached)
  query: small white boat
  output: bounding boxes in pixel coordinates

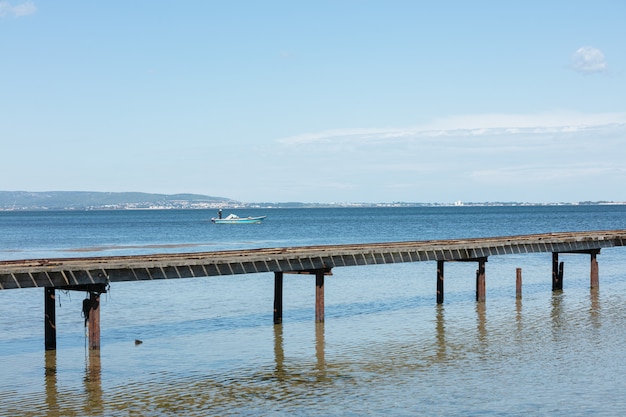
[211,213,266,224]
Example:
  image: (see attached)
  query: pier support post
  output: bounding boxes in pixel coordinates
[552,253,564,291]
[476,260,486,302]
[315,270,325,322]
[557,262,564,290]
[83,291,102,350]
[552,253,558,290]
[590,251,599,289]
[553,249,601,291]
[516,268,522,299]
[44,288,56,351]
[437,260,445,304]
[274,272,283,324]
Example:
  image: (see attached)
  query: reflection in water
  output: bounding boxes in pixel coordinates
[44,350,58,413]
[273,324,285,380]
[84,349,103,416]
[10,286,623,416]
[475,302,489,364]
[589,288,601,329]
[315,322,326,381]
[272,322,328,384]
[476,302,487,348]
[42,349,103,416]
[551,292,564,338]
[435,304,446,360]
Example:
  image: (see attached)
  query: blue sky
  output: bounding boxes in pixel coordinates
[1,1,625,203]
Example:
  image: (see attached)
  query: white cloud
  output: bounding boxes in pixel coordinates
[267,111,626,202]
[0,1,36,17]
[471,164,626,184]
[571,46,607,74]
[277,111,626,148]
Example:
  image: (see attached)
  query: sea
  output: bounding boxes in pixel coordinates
[1,205,626,416]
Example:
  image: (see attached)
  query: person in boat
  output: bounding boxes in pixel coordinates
[218,209,222,219]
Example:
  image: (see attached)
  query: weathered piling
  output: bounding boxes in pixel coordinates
[83,291,101,350]
[590,251,599,289]
[436,260,445,304]
[516,268,522,299]
[273,271,283,324]
[44,287,56,351]
[475,259,486,302]
[551,249,602,292]
[552,253,562,291]
[315,270,324,323]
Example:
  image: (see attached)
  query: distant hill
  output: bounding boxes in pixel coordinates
[0,191,235,210]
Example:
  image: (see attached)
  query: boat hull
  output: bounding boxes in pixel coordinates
[211,216,266,224]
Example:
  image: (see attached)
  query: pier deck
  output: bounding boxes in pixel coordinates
[2,229,626,350]
[2,229,625,290]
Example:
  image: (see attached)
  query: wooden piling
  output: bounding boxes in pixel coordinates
[590,251,599,289]
[315,270,324,322]
[87,292,101,350]
[475,260,486,302]
[516,268,522,299]
[552,253,558,290]
[437,260,445,304]
[273,271,283,324]
[552,253,564,291]
[44,287,56,351]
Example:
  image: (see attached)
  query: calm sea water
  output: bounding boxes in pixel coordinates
[1,206,626,416]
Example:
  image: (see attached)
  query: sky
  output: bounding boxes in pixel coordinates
[1,1,625,204]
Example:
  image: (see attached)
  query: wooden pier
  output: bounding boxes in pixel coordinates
[1,229,626,350]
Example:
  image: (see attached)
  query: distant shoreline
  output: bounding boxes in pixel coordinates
[0,190,623,211]
[1,201,625,212]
